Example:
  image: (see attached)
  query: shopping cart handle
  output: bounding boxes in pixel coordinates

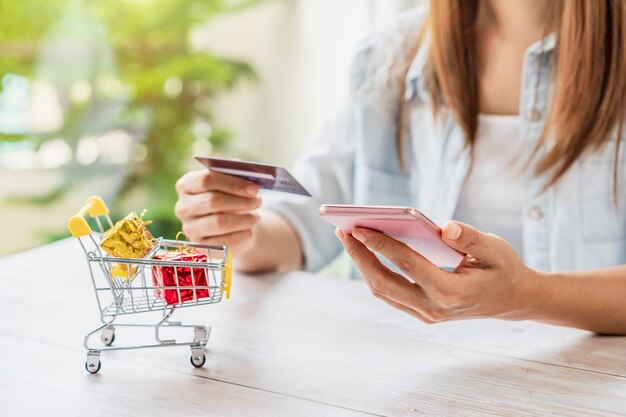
[68,196,110,237]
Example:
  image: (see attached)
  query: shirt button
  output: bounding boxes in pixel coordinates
[528,206,544,219]
[526,108,541,121]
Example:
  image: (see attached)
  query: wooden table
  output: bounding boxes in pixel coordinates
[1,239,625,416]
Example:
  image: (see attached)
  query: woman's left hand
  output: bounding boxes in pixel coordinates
[336,221,540,323]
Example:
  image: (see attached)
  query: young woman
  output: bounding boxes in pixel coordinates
[175,0,626,334]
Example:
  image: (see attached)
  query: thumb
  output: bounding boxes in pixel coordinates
[441,221,499,260]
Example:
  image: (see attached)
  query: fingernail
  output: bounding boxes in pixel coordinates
[253,213,261,222]
[246,184,259,196]
[446,222,462,240]
[256,198,262,208]
[335,228,344,240]
[352,230,367,243]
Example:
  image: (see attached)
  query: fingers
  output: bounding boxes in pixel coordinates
[176,170,260,197]
[182,212,260,240]
[336,229,433,310]
[442,221,506,262]
[338,229,471,324]
[374,294,437,324]
[175,170,262,254]
[350,227,445,287]
[176,192,261,218]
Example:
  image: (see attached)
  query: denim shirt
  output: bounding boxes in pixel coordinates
[264,7,626,274]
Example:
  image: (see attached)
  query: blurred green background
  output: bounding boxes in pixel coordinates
[0,0,263,251]
[0,0,420,257]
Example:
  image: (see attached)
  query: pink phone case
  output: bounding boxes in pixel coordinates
[319,205,465,269]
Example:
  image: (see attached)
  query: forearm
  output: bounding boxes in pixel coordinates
[234,209,303,273]
[521,265,626,334]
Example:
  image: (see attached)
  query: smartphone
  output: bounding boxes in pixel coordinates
[319,204,465,269]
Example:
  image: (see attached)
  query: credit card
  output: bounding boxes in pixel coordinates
[195,156,312,197]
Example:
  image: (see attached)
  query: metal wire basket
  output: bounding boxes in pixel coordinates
[68,196,232,373]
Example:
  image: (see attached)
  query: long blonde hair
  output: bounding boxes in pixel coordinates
[398,0,626,189]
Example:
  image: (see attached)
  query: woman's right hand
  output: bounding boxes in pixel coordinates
[174,170,262,254]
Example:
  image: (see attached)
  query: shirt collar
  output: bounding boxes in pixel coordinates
[526,32,557,56]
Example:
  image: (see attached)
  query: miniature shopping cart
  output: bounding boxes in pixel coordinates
[68,196,232,374]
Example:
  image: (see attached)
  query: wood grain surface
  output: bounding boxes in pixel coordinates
[0,238,624,416]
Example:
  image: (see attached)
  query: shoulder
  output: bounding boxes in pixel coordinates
[349,5,429,102]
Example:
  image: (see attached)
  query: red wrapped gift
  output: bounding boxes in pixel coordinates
[152,250,210,304]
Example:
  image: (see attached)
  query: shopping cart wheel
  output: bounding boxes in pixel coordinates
[190,353,206,368]
[86,350,101,373]
[101,326,115,346]
[85,360,101,374]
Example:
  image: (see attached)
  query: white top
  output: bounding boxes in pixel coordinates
[453,114,524,257]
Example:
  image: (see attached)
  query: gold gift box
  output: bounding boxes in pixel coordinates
[100,212,157,259]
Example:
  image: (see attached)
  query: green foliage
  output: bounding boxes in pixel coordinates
[0,0,263,239]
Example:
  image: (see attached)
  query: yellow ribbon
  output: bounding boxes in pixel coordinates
[174,231,195,253]
[139,208,153,226]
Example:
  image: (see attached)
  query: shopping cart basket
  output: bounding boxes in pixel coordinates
[68,196,232,374]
